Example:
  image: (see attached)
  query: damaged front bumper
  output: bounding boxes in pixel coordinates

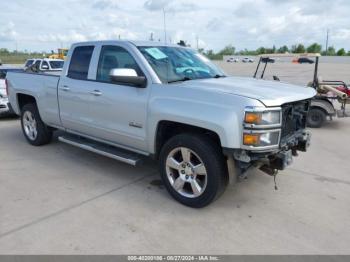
[228,129,311,177]
[229,100,312,177]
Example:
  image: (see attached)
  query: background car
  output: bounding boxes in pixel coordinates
[0,67,23,116]
[24,58,64,71]
[297,57,314,64]
[226,57,239,63]
[242,57,254,63]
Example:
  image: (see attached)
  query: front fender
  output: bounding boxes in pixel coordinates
[311,99,336,115]
[147,97,241,154]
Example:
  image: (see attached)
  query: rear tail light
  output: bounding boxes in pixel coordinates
[5,79,9,97]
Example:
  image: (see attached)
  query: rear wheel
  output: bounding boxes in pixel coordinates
[159,133,228,208]
[21,103,52,146]
[307,107,326,128]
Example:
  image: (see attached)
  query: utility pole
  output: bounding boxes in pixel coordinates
[325,29,329,56]
[163,8,167,43]
[150,32,154,41]
[196,35,199,50]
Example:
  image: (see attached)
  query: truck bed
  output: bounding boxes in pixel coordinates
[7,71,61,127]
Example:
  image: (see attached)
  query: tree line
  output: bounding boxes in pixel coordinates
[2,42,350,62]
[197,43,350,60]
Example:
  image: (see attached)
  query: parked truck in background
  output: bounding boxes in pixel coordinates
[0,67,23,116]
[6,40,316,207]
[24,58,64,71]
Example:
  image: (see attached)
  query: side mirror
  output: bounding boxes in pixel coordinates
[42,64,49,70]
[109,68,147,88]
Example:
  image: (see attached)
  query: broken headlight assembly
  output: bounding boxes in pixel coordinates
[242,107,282,149]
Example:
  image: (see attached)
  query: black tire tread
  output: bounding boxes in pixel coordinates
[307,107,326,128]
[21,103,52,146]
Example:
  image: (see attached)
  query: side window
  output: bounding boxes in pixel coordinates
[68,46,94,80]
[41,61,49,70]
[25,60,33,67]
[34,60,41,68]
[96,45,143,83]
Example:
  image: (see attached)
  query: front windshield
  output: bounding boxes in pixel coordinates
[49,61,64,69]
[138,46,225,83]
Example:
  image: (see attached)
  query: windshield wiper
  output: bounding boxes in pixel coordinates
[214,74,226,78]
[168,77,192,84]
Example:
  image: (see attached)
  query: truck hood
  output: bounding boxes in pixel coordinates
[179,76,316,107]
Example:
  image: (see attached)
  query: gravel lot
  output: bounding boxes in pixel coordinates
[0,62,350,254]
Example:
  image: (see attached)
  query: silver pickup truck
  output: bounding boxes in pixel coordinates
[7,40,316,207]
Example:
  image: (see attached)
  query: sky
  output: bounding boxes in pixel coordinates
[1,0,350,52]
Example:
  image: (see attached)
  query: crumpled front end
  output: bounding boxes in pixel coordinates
[230,99,312,177]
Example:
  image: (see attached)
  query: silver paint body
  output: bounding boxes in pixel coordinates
[7,40,316,156]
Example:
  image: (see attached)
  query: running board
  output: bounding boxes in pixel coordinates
[58,134,144,166]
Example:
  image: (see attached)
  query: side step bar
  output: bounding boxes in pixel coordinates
[58,134,144,166]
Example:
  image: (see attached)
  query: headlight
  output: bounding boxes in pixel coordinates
[244,107,281,127]
[243,130,280,147]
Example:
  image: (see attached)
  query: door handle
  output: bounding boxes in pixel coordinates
[89,90,102,96]
[61,85,70,91]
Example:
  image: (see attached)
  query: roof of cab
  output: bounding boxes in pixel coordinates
[25,58,64,61]
[71,40,183,48]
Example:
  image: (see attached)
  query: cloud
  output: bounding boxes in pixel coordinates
[0,22,17,41]
[37,31,87,43]
[0,0,349,52]
[92,0,118,10]
[234,2,260,18]
[333,29,350,40]
[206,18,224,32]
[144,0,197,13]
[144,0,172,11]
[36,28,138,43]
[106,14,130,27]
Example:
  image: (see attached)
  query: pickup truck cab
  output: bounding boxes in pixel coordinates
[7,40,316,207]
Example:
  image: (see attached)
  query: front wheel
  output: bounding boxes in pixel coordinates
[159,134,228,208]
[307,107,326,128]
[21,103,53,146]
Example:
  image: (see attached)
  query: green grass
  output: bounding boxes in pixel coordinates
[0,54,45,64]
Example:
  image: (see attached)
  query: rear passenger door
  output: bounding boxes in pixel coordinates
[58,45,98,134]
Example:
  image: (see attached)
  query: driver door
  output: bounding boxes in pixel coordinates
[87,45,150,151]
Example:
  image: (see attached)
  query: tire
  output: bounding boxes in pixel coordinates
[21,103,52,146]
[159,133,228,208]
[307,107,326,128]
